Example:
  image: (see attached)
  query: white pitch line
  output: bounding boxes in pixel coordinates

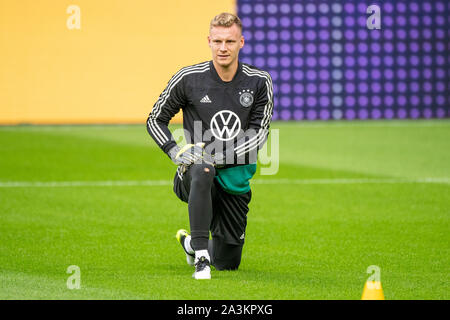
[252,178,450,185]
[0,178,448,188]
[0,180,173,188]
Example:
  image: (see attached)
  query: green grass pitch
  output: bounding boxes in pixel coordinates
[0,120,449,299]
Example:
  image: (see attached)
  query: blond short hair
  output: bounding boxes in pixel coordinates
[210,13,242,33]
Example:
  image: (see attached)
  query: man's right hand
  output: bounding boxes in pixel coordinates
[168,143,206,166]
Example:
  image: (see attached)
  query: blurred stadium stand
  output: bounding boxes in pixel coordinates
[238,0,449,121]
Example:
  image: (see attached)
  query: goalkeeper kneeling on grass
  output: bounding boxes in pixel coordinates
[146,13,273,279]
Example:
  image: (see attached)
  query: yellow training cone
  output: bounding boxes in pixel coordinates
[361,281,385,300]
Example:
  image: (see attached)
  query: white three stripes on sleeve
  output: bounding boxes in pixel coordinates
[147,62,210,146]
[235,66,274,157]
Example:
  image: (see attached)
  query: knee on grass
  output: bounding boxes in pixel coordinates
[213,260,241,271]
[211,247,243,271]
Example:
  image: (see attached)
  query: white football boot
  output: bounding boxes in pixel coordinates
[193,255,211,280]
[175,229,195,266]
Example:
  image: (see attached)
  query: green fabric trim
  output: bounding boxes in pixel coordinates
[215,164,257,195]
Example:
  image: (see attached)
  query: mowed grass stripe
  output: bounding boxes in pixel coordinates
[0,177,449,188]
[0,121,449,299]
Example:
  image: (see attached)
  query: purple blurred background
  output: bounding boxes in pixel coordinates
[237,0,449,121]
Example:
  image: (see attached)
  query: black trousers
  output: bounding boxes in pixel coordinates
[173,163,252,270]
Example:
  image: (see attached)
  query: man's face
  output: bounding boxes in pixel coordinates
[208,24,244,68]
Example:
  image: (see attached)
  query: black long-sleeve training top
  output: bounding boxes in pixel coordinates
[146,60,274,194]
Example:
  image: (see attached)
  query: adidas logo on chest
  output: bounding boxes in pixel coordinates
[200,95,212,103]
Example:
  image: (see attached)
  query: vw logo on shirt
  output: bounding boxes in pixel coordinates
[210,110,241,141]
